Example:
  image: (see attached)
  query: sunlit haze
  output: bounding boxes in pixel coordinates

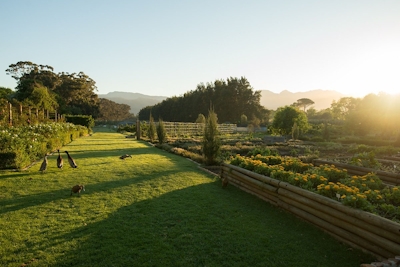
[0,1,399,98]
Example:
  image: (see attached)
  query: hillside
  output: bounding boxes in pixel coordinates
[99,89,346,114]
[98,91,167,115]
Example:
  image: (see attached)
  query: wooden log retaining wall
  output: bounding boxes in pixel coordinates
[313,159,400,186]
[221,163,400,260]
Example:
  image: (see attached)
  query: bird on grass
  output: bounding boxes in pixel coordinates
[119,154,132,159]
[39,155,48,172]
[70,185,85,196]
[57,149,63,169]
[65,151,78,168]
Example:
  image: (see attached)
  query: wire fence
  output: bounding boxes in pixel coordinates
[161,122,237,137]
[0,101,63,127]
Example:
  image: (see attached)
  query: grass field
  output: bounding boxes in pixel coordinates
[0,128,376,266]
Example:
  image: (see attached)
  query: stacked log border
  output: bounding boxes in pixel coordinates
[221,163,400,260]
[313,159,400,186]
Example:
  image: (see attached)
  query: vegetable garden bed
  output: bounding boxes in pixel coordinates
[221,160,400,260]
[313,159,400,186]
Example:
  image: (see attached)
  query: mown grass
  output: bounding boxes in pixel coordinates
[0,127,376,267]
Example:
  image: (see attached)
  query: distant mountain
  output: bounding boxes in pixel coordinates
[99,89,346,115]
[98,91,167,115]
[260,89,345,110]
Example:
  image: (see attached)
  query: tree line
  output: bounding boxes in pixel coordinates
[270,93,400,141]
[1,61,132,122]
[138,77,270,125]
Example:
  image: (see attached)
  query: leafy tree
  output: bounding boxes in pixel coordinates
[330,97,360,120]
[202,108,220,165]
[307,108,333,121]
[29,85,58,109]
[296,98,315,112]
[55,72,99,116]
[156,118,167,144]
[0,87,13,100]
[271,106,308,136]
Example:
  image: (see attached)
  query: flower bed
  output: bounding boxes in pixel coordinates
[0,123,88,169]
[229,154,400,222]
[221,161,400,260]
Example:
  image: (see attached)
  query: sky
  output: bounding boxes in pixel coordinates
[1,0,399,98]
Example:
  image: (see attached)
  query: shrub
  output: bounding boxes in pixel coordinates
[350,152,381,169]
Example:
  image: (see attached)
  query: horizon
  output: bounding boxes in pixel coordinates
[1,1,399,98]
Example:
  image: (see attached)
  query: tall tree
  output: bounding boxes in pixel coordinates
[296,98,315,112]
[55,72,99,116]
[271,106,308,135]
[330,97,360,120]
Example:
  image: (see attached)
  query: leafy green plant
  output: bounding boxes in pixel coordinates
[350,152,381,169]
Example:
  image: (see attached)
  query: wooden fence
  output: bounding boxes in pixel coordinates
[162,122,236,136]
[0,102,63,126]
[221,163,400,261]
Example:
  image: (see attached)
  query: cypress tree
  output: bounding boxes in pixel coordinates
[202,108,220,165]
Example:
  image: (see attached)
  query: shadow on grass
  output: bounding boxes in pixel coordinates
[0,168,179,215]
[32,182,375,267]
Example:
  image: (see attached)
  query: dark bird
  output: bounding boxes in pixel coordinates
[119,154,132,160]
[65,151,78,168]
[39,155,48,172]
[70,184,85,196]
[57,149,63,169]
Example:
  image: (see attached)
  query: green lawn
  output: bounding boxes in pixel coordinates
[0,128,375,267]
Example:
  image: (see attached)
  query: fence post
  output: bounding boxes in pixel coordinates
[54,110,57,122]
[136,119,141,140]
[8,102,12,126]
